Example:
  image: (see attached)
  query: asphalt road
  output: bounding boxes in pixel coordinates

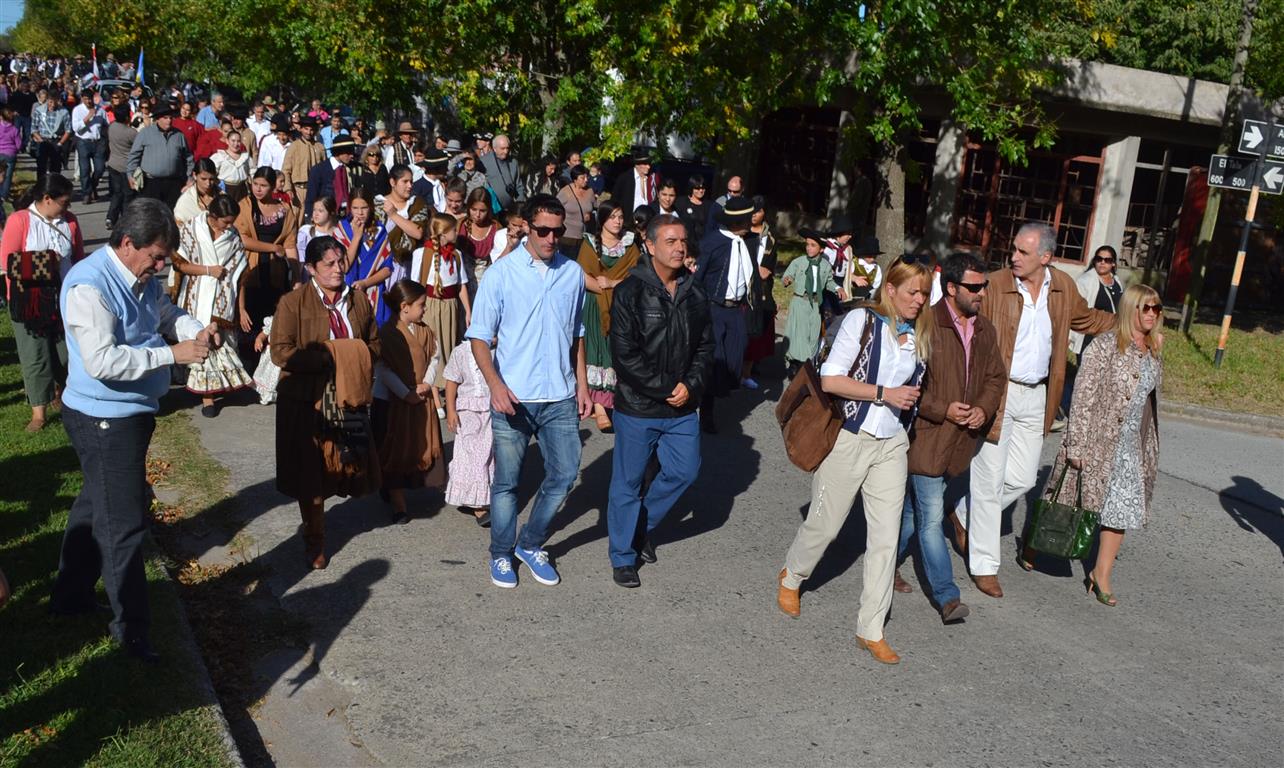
[67,181,1284,766]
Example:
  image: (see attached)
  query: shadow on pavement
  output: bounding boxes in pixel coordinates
[1220,475,1284,560]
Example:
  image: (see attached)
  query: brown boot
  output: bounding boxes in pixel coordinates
[948,510,968,556]
[972,574,1003,598]
[777,568,800,618]
[856,635,901,665]
[893,568,913,594]
[939,599,970,623]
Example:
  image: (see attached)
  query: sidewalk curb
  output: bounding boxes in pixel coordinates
[1160,401,1284,438]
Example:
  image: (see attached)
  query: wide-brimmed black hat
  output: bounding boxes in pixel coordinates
[330,136,358,155]
[827,214,855,237]
[152,102,176,118]
[716,196,754,227]
[271,113,292,132]
[851,235,883,257]
[298,115,319,128]
[798,226,826,243]
[418,148,450,172]
[631,148,654,164]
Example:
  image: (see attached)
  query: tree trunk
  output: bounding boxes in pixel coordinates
[875,147,907,263]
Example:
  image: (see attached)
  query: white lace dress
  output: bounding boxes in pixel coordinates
[1097,353,1159,530]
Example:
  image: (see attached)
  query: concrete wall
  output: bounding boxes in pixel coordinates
[1086,136,1140,265]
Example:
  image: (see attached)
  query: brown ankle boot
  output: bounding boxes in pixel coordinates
[777,568,800,618]
[856,635,901,665]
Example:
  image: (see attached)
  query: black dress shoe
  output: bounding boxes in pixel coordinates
[475,510,491,528]
[612,565,640,588]
[121,637,161,664]
[200,405,218,418]
[638,538,657,564]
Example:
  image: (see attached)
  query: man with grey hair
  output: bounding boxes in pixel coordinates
[950,222,1114,598]
[480,133,524,209]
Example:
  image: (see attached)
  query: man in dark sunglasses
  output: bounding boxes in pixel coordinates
[465,194,592,590]
[896,252,1006,624]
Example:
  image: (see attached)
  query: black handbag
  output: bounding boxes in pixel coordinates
[1028,462,1099,559]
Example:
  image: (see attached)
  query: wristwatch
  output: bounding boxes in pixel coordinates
[873,385,885,407]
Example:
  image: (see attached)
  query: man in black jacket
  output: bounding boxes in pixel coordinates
[693,196,756,433]
[606,214,714,588]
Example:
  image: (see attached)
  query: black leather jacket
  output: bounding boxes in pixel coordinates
[609,258,715,418]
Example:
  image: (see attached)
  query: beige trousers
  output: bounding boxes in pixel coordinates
[782,428,909,641]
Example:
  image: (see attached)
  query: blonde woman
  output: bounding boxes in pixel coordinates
[776,258,934,665]
[1053,283,1164,607]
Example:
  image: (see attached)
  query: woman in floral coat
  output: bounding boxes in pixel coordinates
[1049,283,1164,607]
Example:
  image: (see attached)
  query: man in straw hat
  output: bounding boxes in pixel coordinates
[693,195,756,434]
[384,121,419,171]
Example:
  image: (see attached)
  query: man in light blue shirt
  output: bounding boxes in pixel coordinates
[195,92,223,129]
[318,113,348,152]
[466,194,591,589]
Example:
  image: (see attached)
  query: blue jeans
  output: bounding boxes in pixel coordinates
[489,398,582,560]
[0,153,15,222]
[14,115,30,153]
[606,411,702,567]
[897,473,961,607]
[75,138,106,197]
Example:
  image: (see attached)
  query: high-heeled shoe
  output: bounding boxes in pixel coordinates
[1084,575,1118,607]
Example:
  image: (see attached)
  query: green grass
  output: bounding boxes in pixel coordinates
[1161,319,1284,418]
[0,315,234,768]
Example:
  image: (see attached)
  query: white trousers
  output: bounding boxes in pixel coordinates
[957,381,1045,576]
[782,428,908,641]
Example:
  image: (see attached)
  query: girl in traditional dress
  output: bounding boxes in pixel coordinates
[409,212,472,386]
[374,279,446,524]
[576,200,641,431]
[177,194,253,416]
[781,228,846,372]
[444,337,494,528]
[296,195,338,263]
[235,167,299,340]
[382,163,430,268]
[211,129,252,201]
[336,188,395,327]
[460,187,499,285]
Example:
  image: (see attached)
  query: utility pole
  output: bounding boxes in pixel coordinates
[1180,0,1258,333]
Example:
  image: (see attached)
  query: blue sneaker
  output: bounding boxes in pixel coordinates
[490,557,517,588]
[514,546,560,586]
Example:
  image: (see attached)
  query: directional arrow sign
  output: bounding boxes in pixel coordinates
[1259,159,1284,195]
[1240,119,1266,156]
[1268,124,1284,160]
[1208,154,1259,191]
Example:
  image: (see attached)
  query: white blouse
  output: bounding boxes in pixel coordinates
[211,150,252,185]
[820,309,920,438]
[410,246,470,289]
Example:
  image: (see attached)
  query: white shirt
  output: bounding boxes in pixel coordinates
[257,133,289,171]
[65,247,204,381]
[22,205,76,278]
[427,177,446,212]
[821,309,919,438]
[823,239,848,278]
[312,282,354,339]
[1010,268,1054,384]
[856,258,883,295]
[246,115,272,143]
[410,246,471,289]
[71,103,104,141]
[633,171,649,207]
[720,229,753,302]
[211,150,251,184]
[373,324,442,400]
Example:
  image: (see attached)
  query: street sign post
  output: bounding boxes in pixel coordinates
[1259,159,1284,195]
[1208,154,1259,191]
[1239,119,1267,156]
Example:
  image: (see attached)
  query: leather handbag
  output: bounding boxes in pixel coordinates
[1028,462,1099,559]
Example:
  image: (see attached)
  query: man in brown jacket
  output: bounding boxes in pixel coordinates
[281,115,325,206]
[896,252,1006,623]
[951,223,1116,598]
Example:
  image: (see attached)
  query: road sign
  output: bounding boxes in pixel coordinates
[1259,158,1284,195]
[1208,154,1259,191]
[1240,119,1267,156]
[1238,119,1284,158]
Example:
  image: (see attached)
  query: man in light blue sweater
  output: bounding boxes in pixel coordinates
[50,198,220,663]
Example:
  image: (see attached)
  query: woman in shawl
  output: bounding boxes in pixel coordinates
[179,195,253,416]
[576,200,641,431]
[335,188,395,327]
[235,167,299,339]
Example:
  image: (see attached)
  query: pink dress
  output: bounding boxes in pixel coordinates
[443,341,493,507]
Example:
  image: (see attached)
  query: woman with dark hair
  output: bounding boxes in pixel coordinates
[556,164,596,254]
[0,173,84,431]
[271,235,381,569]
[173,157,220,226]
[235,166,299,338]
[528,154,561,197]
[460,186,499,284]
[175,194,252,416]
[381,163,429,267]
[576,200,641,431]
[336,187,395,327]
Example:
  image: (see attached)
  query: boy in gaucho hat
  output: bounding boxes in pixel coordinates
[693,196,756,433]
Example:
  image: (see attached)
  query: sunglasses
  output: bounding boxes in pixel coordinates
[1095,257,1117,264]
[531,225,567,238]
[1138,303,1163,315]
[956,280,989,293]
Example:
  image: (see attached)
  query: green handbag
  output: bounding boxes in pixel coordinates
[1027,462,1099,560]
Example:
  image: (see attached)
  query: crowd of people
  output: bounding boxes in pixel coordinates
[1,69,1164,666]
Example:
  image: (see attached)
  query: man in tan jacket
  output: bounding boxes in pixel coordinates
[951,223,1115,598]
[282,115,325,206]
[897,252,1007,623]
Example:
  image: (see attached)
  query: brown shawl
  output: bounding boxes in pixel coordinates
[1049,338,1162,523]
[576,235,640,336]
[376,320,445,484]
